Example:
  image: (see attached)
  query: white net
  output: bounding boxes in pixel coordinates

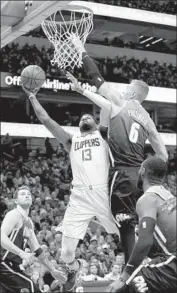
[41,5,93,69]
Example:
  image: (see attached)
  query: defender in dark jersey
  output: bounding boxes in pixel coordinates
[106,156,176,293]
[66,65,168,263]
[0,186,65,293]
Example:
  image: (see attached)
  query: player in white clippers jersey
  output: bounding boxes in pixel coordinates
[70,124,109,187]
[22,86,119,292]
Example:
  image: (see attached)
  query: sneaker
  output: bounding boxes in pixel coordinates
[65,259,83,292]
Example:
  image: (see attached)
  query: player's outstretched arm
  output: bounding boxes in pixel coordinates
[98,107,111,138]
[148,121,168,162]
[106,194,157,292]
[66,72,112,110]
[122,194,157,283]
[1,210,35,264]
[72,36,123,107]
[22,86,72,152]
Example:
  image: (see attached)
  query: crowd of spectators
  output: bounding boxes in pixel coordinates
[0,133,176,292]
[90,37,175,55]
[86,0,177,15]
[25,27,175,55]
[1,43,177,88]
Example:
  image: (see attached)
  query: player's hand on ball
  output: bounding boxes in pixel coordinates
[51,268,67,284]
[66,72,83,94]
[22,84,39,97]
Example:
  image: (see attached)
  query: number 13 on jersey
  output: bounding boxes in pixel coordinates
[82,149,92,161]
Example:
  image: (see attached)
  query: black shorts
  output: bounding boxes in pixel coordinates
[0,261,40,293]
[109,166,142,219]
[128,254,177,293]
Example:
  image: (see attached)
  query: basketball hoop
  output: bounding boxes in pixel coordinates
[41,5,93,69]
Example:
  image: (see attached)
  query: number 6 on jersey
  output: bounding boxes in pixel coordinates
[129,122,140,143]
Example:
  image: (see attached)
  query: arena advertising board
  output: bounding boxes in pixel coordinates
[1,72,176,104]
[1,122,176,146]
[1,71,96,92]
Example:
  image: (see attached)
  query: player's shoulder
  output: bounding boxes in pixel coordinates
[136,192,157,210]
[139,104,153,123]
[137,102,150,116]
[4,208,22,221]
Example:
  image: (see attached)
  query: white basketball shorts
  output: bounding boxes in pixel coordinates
[61,184,119,239]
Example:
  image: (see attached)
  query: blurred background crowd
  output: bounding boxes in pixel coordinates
[25,28,176,55]
[1,43,176,89]
[0,133,176,292]
[86,0,177,14]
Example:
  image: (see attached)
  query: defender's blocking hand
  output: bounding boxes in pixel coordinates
[66,72,84,94]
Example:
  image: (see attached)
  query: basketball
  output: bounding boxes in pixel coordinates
[21,65,46,90]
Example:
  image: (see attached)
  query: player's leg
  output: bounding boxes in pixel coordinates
[109,168,140,263]
[60,189,93,291]
[61,236,80,271]
[127,255,177,293]
[0,262,40,293]
[94,187,120,236]
[61,232,90,291]
[61,235,82,291]
[119,221,136,264]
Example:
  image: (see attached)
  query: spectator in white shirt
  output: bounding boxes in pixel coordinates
[104,262,122,281]
[82,264,103,281]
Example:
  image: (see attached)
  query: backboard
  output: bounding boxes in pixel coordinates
[1,0,73,48]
